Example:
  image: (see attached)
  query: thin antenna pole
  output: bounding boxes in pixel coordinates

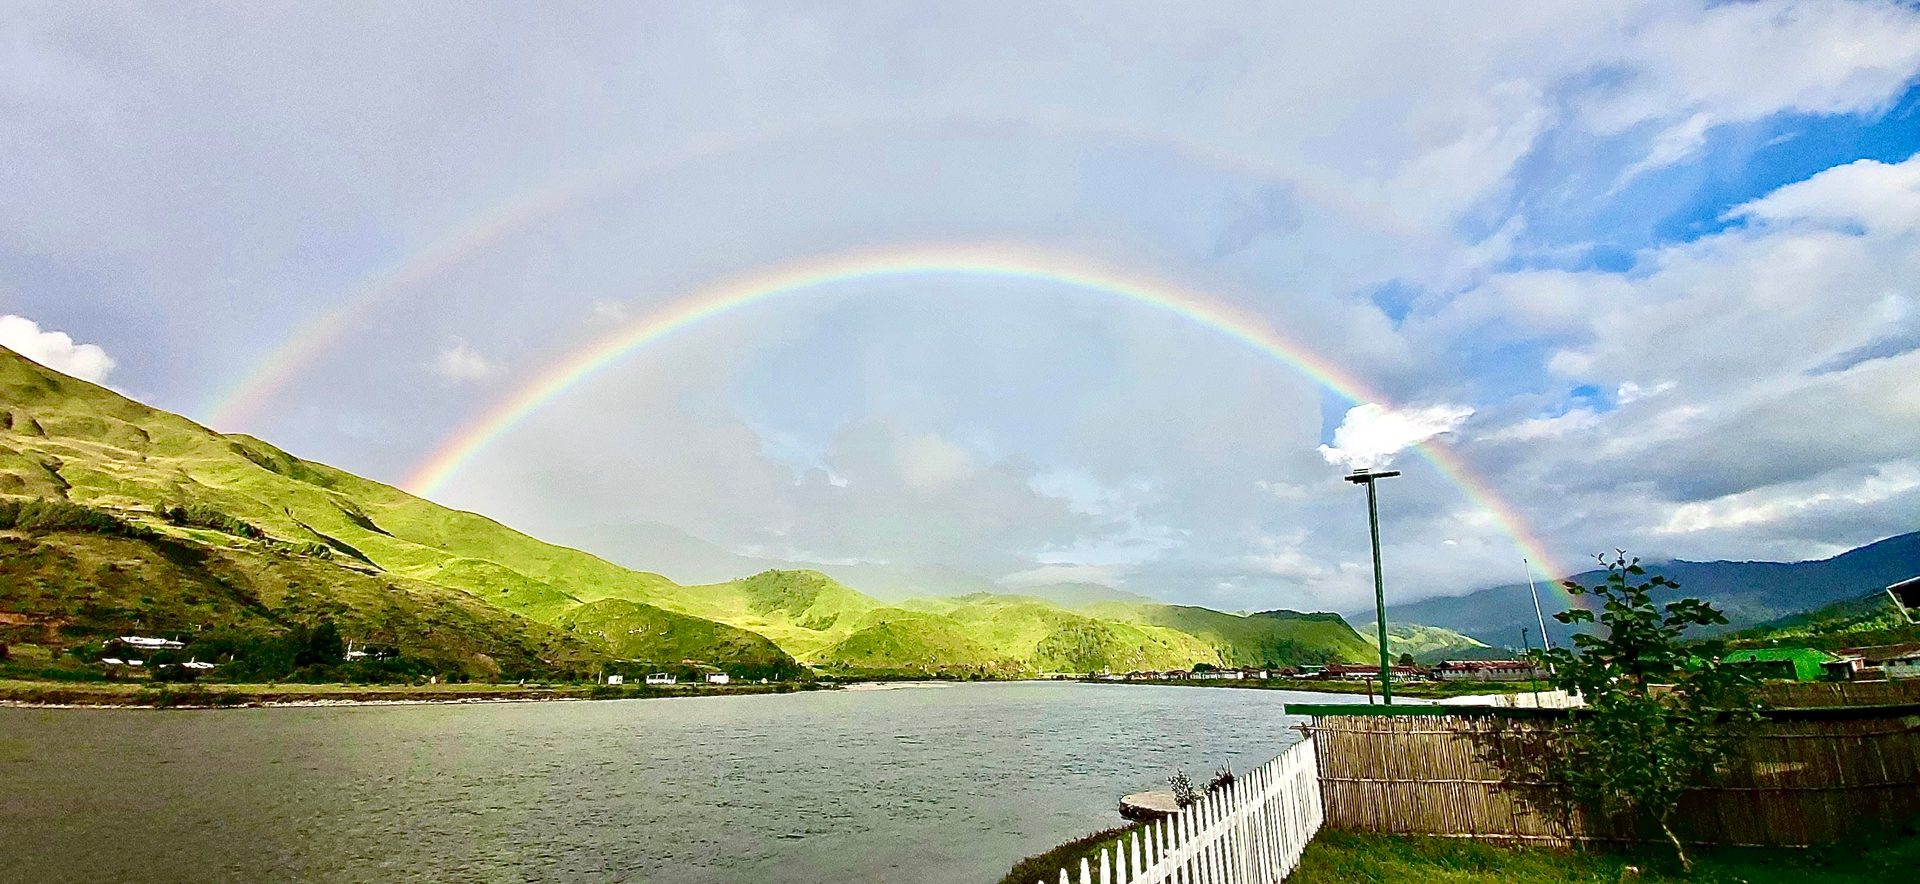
[1524,557,1556,675]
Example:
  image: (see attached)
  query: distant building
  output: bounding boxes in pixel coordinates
[1723,648,1838,682]
[644,673,676,685]
[1321,663,1423,681]
[1841,643,1920,681]
[116,635,185,650]
[605,674,624,686]
[706,673,730,685]
[1432,660,1540,682]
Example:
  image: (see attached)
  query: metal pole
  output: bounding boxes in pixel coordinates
[1523,558,1556,676]
[1366,477,1392,705]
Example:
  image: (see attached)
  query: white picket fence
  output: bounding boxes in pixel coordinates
[1042,738,1324,884]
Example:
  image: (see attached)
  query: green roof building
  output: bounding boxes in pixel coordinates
[1723,648,1837,682]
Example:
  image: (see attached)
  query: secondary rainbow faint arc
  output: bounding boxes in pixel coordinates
[198,110,1438,430]
[402,244,1568,582]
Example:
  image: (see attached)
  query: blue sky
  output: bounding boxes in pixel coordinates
[4,1,1920,611]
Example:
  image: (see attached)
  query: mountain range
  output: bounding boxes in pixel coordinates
[0,346,1372,678]
[1380,532,1920,649]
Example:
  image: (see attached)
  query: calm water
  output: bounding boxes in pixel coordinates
[0,682,1362,883]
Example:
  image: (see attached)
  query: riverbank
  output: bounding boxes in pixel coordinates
[0,677,824,708]
[1090,676,1554,700]
[1001,823,1920,883]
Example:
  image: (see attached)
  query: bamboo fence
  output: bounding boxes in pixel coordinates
[1759,679,1920,708]
[1307,706,1920,846]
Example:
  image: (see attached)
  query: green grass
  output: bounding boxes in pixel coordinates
[997,823,1145,884]
[1290,827,1920,883]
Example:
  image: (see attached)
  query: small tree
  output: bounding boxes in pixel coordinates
[1396,652,1415,668]
[1167,770,1200,808]
[1532,552,1761,870]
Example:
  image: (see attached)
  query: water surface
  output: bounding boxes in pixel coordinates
[0,682,1362,883]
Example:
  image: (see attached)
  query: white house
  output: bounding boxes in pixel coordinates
[706,673,730,685]
[644,673,676,685]
[605,674,624,686]
[117,635,185,650]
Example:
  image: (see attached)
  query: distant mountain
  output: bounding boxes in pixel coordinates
[1382,533,1920,648]
[1000,582,1156,608]
[1358,621,1493,665]
[0,346,1375,679]
[562,521,1007,601]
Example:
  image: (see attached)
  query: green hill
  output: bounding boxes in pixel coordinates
[0,346,790,676]
[1728,590,1920,651]
[1358,620,1493,664]
[1082,602,1375,666]
[0,345,1384,680]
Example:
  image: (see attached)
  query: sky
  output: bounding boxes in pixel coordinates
[4,1,1919,613]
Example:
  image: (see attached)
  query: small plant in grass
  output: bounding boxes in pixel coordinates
[1531,551,1762,870]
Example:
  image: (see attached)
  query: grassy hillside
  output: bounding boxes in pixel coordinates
[0,527,600,679]
[1728,590,1920,651]
[0,346,791,675]
[0,346,1387,680]
[1082,602,1375,666]
[553,599,801,678]
[1358,620,1493,664]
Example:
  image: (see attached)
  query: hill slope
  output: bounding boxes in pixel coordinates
[0,346,791,674]
[1081,602,1375,666]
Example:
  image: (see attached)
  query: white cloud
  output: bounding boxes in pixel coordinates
[1485,408,1601,443]
[999,563,1123,588]
[0,314,115,383]
[1727,155,1920,232]
[1614,112,1714,184]
[432,340,504,383]
[895,432,977,493]
[1614,380,1675,405]
[1319,403,1475,470]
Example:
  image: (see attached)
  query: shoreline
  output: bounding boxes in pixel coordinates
[1080,676,1553,700]
[0,679,828,709]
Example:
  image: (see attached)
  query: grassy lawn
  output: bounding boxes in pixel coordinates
[1002,824,1920,884]
[1292,827,1920,883]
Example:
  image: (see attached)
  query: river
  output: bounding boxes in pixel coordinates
[0,682,1365,883]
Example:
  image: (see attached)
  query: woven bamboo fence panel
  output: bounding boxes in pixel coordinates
[1308,710,1920,847]
[1759,679,1920,708]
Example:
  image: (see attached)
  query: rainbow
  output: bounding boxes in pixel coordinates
[402,244,1569,583]
[197,111,1441,430]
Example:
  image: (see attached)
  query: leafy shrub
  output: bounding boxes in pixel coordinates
[0,498,152,538]
[1532,552,1762,870]
[161,503,263,538]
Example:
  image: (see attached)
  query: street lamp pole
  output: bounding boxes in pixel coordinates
[1345,467,1401,704]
